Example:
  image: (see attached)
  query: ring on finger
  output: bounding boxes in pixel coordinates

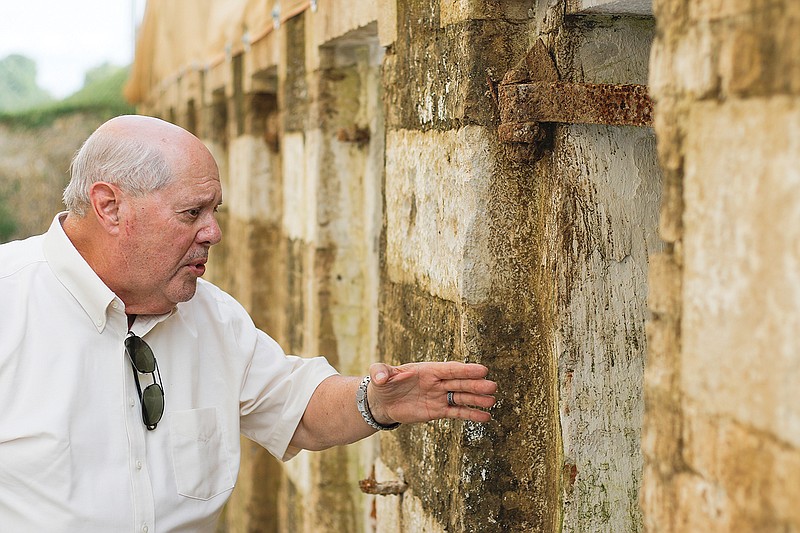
[447,391,457,407]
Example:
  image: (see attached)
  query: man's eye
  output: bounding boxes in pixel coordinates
[187,209,201,217]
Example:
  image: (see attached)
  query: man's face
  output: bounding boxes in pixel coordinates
[117,150,222,315]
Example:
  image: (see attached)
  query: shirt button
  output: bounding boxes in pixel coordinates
[112,302,119,309]
[142,525,149,533]
[129,398,135,408]
[136,460,143,470]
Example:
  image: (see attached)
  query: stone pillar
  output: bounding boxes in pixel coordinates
[377,1,561,532]
[644,0,800,531]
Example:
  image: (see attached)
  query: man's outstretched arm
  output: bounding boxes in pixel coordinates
[289,361,497,451]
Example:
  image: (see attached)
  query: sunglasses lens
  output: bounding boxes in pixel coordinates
[142,384,164,426]
[125,336,156,373]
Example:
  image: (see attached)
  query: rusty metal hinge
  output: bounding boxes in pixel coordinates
[497,39,653,161]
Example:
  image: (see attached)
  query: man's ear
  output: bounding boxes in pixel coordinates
[89,182,121,234]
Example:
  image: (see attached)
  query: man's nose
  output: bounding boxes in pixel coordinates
[198,216,222,246]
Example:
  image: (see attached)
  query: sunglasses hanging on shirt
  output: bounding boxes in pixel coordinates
[124,332,165,430]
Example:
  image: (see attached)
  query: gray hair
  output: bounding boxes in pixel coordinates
[64,129,173,216]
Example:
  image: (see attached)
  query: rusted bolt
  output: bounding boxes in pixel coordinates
[359,476,408,496]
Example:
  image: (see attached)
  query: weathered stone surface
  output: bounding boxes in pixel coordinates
[439,0,531,26]
[644,2,800,532]
[228,135,282,223]
[554,124,662,533]
[683,97,800,447]
[125,1,800,532]
[569,0,653,16]
[384,1,530,130]
[384,126,494,305]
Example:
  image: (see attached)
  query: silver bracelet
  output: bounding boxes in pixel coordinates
[356,375,400,431]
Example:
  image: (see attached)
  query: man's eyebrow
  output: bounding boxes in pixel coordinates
[178,194,222,207]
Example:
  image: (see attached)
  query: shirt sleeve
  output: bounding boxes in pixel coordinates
[238,330,338,461]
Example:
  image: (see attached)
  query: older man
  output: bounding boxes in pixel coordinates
[0,115,496,532]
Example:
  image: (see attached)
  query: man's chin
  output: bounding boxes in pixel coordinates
[173,280,199,304]
[122,280,199,315]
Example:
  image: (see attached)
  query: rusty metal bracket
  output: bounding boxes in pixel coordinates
[498,39,653,162]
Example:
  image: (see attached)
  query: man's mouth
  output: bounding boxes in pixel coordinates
[186,257,208,277]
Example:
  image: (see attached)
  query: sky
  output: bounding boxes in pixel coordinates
[0,0,147,98]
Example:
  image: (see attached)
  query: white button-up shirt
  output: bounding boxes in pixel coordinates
[0,215,338,532]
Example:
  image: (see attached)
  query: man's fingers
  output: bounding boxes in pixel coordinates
[434,361,489,380]
[442,378,497,395]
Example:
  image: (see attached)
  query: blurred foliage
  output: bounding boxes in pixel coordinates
[0,194,17,242]
[0,59,134,129]
[0,57,136,242]
[0,54,54,112]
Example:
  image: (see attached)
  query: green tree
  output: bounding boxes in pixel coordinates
[0,54,53,112]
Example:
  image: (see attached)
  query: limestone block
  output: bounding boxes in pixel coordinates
[243,33,279,94]
[568,0,653,16]
[377,0,397,47]
[204,59,231,103]
[672,471,729,532]
[644,318,678,395]
[384,126,495,305]
[650,96,688,243]
[640,392,681,472]
[683,97,800,447]
[373,458,402,533]
[651,0,689,36]
[282,131,319,242]
[204,140,230,199]
[305,0,378,71]
[718,26,768,98]
[439,0,530,26]
[228,134,281,223]
[320,128,383,375]
[282,449,315,499]
[688,0,792,22]
[679,406,800,529]
[647,252,681,316]
[649,25,718,99]
[640,463,677,533]
[375,457,446,533]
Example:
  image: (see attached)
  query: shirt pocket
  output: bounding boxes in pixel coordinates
[169,407,235,500]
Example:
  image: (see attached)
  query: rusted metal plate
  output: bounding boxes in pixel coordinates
[499,81,653,127]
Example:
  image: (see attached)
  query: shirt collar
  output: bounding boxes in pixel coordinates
[43,213,118,333]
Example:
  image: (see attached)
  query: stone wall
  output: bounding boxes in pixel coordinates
[129,0,800,531]
[643,0,800,531]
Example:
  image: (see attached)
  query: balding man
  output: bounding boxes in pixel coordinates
[0,115,496,532]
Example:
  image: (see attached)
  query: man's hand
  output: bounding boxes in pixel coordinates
[366,361,497,426]
[290,361,497,453]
